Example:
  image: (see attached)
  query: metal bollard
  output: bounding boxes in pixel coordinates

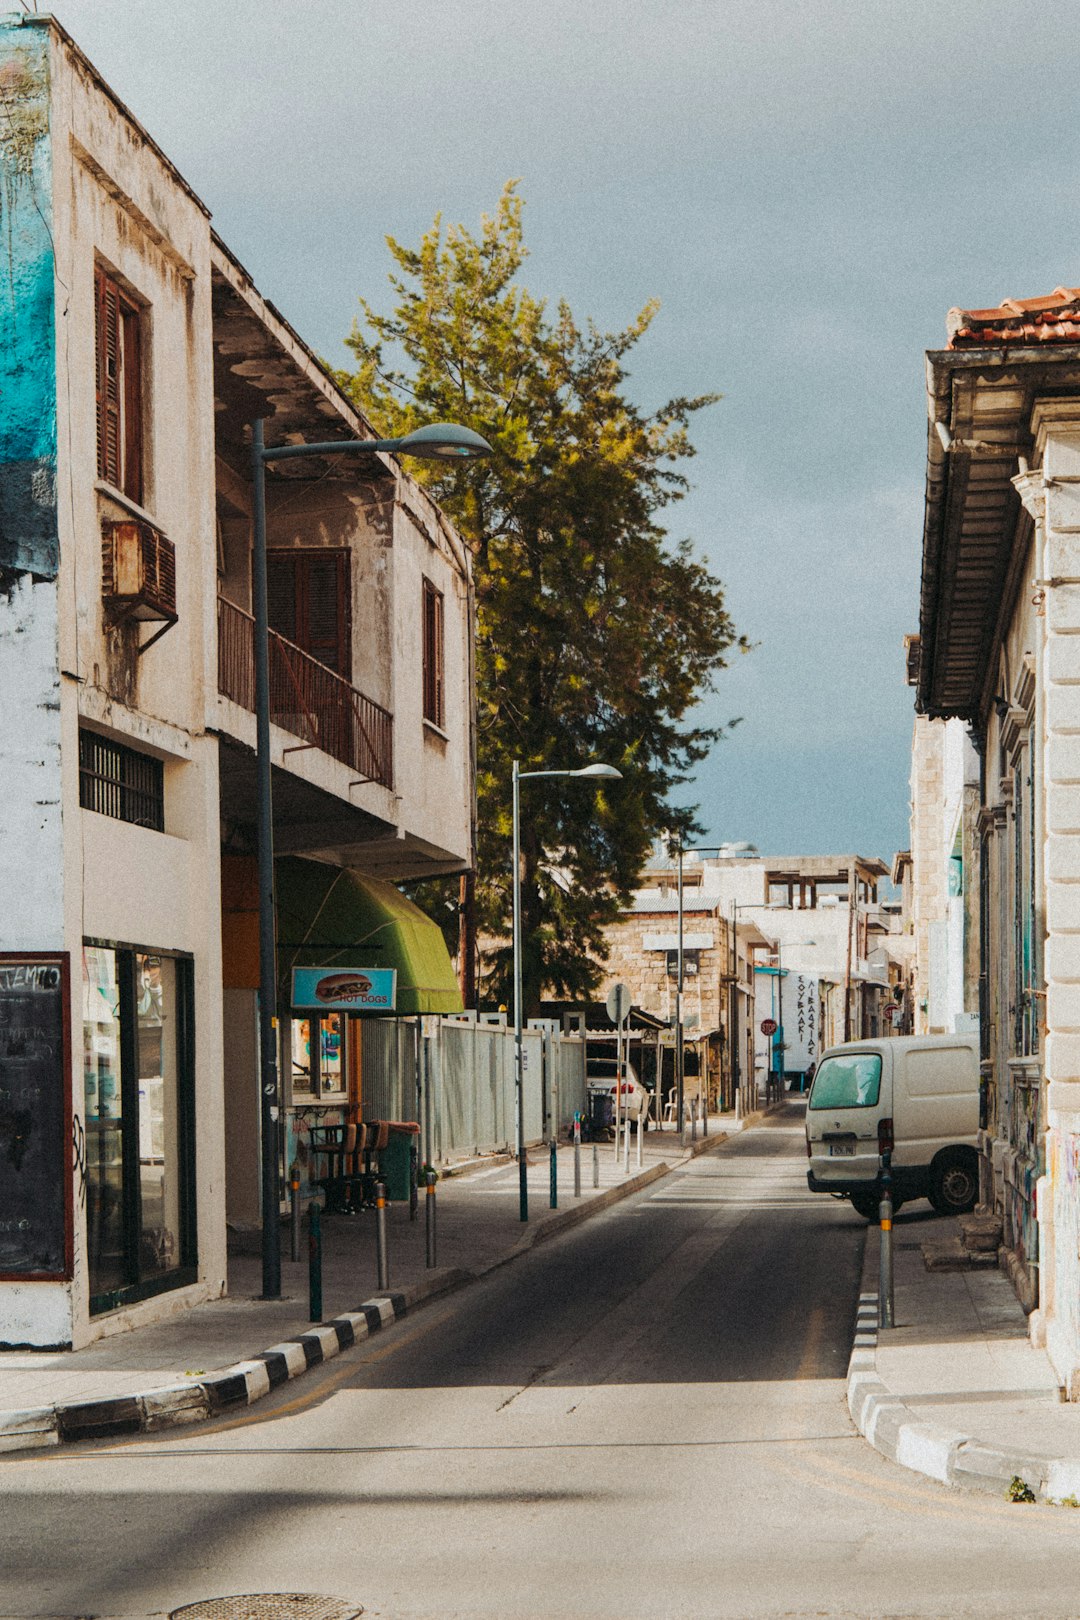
[573,1115,582,1198]
[308,1200,323,1322]
[375,1179,390,1291]
[879,1149,895,1329]
[290,1159,302,1263]
[409,1143,419,1223]
[702,1095,708,1138]
[549,1138,558,1208]
[636,1112,643,1168]
[425,1169,437,1268]
[691,1096,698,1143]
[592,1141,600,1188]
[623,1116,630,1174]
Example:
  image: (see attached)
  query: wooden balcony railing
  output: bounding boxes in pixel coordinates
[217,594,393,791]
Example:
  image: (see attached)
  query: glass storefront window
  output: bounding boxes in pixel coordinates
[288,1012,347,1102]
[81,944,194,1312]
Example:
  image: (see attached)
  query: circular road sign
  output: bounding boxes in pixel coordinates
[760,1018,778,1036]
[606,982,632,1025]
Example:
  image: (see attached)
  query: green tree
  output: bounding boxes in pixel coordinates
[337,183,747,1014]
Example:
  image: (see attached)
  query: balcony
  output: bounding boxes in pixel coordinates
[217,595,393,792]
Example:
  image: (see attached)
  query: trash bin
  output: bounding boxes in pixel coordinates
[381,1120,420,1201]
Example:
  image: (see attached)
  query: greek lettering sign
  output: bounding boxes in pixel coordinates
[291,966,397,1013]
[0,954,71,1279]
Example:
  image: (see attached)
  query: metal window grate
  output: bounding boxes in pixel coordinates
[79,729,164,831]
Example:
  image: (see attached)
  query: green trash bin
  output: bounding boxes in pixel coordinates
[381,1122,419,1201]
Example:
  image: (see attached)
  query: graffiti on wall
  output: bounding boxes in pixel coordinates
[0,22,57,580]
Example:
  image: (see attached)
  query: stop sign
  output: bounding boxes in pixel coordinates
[761,1018,777,1036]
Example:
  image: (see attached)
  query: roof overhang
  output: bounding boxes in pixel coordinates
[918,345,1080,723]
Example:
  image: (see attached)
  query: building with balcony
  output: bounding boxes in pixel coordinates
[0,14,471,1347]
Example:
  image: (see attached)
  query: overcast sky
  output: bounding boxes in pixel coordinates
[42,0,1080,861]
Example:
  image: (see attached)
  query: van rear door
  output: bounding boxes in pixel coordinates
[894,1042,979,1169]
[806,1045,889,1187]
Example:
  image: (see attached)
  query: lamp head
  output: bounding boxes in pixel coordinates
[394,423,494,461]
[570,763,622,779]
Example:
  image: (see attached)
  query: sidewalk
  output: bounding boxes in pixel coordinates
[848,1218,1080,1501]
[0,1109,748,1455]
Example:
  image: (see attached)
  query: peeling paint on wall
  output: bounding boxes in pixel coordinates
[0,21,57,579]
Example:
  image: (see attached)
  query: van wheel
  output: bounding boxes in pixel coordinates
[849,1190,906,1221]
[930,1148,978,1216]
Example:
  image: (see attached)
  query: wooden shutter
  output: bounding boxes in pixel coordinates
[266,552,297,645]
[95,266,122,488]
[267,550,350,679]
[423,579,444,727]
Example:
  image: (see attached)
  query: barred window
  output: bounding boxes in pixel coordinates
[79,729,164,832]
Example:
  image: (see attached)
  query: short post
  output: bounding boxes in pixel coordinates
[290,1159,302,1263]
[308,1200,323,1323]
[549,1138,558,1209]
[623,1114,630,1174]
[573,1114,582,1198]
[691,1095,698,1143]
[636,1111,643,1168]
[425,1169,437,1268]
[878,1119,895,1329]
[409,1143,419,1223]
[702,1088,708,1138]
[592,1140,599,1188]
[375,1179,390,1292]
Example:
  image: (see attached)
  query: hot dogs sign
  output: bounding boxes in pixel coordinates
[291,966,397,1013]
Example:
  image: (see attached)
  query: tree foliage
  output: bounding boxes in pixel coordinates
[337,183,747,1013]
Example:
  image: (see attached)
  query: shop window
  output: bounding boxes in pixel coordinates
[79,728,164,832]
[666,949,700,978]
[95,264,144,504]
[288,1011,348,1103]
[422,578,445,728]
[82,944,195,1314]
[267,549,351,678]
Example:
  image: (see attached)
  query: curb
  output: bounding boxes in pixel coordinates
[846,1229,1078,1502]
[0,1128,731,1457]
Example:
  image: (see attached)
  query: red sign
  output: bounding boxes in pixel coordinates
[760,1018,777,1036]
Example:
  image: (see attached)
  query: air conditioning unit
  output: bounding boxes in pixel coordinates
[102,519,177,623]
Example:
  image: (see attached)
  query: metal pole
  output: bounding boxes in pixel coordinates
[375,1178,389,1291]
[592,1141,599,1188]
[676,843,685,1149]
[308,1200,322,1322]
[289,1161,301,1263]
[512,760,528,1221]
[636,1103,643,1168]
[879,1150,895,1328]
[549,1138,558,1208]
[691,1094,698,1143]
[252,418,281,1301]
[777,942,785,1097]
[425,1169,437,1267]
[409,1141,419,1223]
[623,1109,630,1174]
[573,1114,582,1197]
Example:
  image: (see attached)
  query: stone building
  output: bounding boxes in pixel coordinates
[0,15,472,1348]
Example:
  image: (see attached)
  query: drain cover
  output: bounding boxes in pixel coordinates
[171,1597,363,1620]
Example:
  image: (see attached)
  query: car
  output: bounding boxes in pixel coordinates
[585,1055,650,1131]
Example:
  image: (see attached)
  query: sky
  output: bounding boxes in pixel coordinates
[37,0,1080,860]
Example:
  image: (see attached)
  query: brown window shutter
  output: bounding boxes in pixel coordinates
[423,578,445,727]
[267,549,350,679]
[95,267,122,487]
[266,552,297,645]
[122,303,142,504]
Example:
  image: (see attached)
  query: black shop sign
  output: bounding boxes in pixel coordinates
[0,955,72,1278]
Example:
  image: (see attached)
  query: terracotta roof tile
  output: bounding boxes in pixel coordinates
[948,286,1080,348]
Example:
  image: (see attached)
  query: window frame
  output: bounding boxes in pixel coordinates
[422,577,445,730]
[79,727,165,833]
[95,263,145,505]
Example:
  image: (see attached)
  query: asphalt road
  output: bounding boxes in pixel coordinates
[3,1103,1079,1620]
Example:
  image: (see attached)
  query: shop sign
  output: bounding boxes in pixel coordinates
[291,966,397,1013]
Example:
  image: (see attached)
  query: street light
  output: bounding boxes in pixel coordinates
[512,760,622,1221]
[252,418,494,1300]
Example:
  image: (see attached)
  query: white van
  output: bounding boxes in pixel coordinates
[805,1035,979,1221]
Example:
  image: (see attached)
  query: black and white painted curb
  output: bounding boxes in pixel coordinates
[847,1278,1080,1503]
[0,1127,742,1459]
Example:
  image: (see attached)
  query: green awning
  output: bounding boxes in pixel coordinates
[275,856,463,1017]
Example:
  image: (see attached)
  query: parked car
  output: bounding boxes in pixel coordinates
[805,1034,979,1220]
[585,1056,650,1134]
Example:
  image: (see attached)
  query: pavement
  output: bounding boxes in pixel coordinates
[847,1212,1080,1501]
[0,1108,741,1455]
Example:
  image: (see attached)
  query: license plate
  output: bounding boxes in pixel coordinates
[829,1141,855,1156]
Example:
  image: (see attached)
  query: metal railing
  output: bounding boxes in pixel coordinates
[217,594,393,790]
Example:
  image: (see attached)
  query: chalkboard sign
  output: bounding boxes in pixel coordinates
[0,955,71,1279]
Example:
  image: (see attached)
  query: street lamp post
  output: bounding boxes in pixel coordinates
[512,761,622,1221]
[251,418,493,1300]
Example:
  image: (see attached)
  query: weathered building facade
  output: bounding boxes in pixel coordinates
[915,285,1080,1390]
[0,15,472,1347]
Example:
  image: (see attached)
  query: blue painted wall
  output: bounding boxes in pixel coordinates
[0,18,57,580]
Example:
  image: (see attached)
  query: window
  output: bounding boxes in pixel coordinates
[267,549,351,678]
[288,1012,348,1101]
[79,729,164,832]
[82,945,196,1313]
[95,265,144,503]
[666,949,699,978]
[422,578,445,728]
[808,1052,882,1110]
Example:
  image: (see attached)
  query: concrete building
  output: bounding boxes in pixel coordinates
[914,282,1080,1391]
[0,15,472,1347]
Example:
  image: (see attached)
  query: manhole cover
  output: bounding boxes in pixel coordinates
[171,1597,363,1620]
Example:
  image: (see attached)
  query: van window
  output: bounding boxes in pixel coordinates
[809,1053,882,1109]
